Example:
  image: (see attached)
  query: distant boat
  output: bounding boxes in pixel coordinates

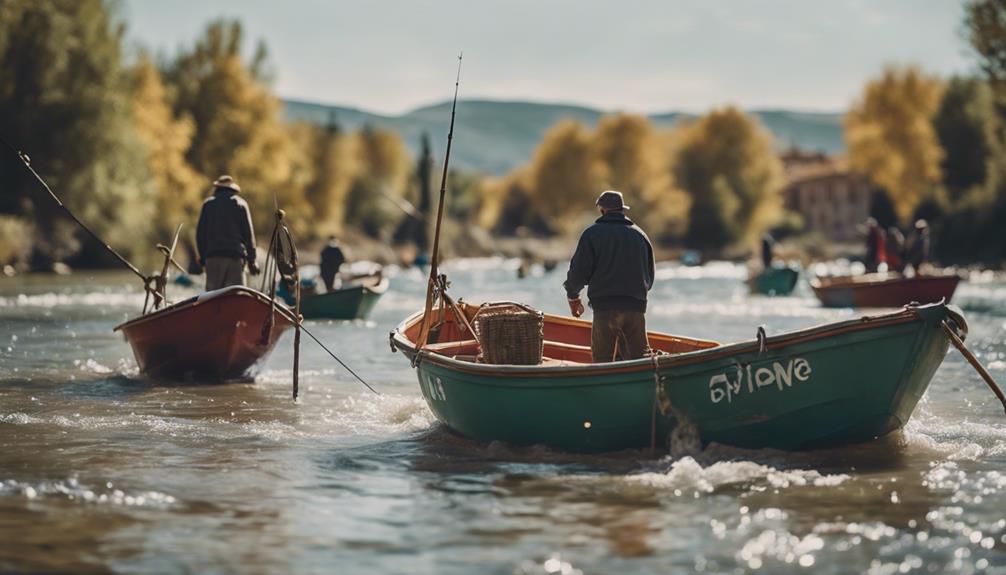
[284,274,389,320]
[811,273,961,308]
[748,265,799,296]
[391,300,964,452]
[115,286,295,381]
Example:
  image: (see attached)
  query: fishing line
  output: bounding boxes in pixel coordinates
[0,135,148,281]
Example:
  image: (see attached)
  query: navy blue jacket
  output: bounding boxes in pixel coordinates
[563,211,655,312]
[195,189,256,263]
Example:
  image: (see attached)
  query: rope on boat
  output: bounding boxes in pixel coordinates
[649,353,675,452]
[260,207,379,397]
[942,320,1006,416]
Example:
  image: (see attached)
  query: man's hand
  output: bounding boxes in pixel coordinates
[568,298,585,318]
[248,260,261,276]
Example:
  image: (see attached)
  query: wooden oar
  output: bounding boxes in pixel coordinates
[942,320,1006,416]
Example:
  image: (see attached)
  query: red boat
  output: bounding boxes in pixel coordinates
[114,286,296,381]
[810,273,961,308]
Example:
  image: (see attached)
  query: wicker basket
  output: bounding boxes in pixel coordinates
[474,302,544,365]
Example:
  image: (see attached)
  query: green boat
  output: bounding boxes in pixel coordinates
[284,275,389,320]
[748,265,800,296]
[390,301,966,453]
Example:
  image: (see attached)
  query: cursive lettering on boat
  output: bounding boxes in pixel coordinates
[709,358,812,404]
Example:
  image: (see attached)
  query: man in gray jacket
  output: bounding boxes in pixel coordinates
[195,175,260,291]
[563,191,655,362]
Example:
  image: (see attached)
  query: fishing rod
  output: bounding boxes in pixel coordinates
[417,53,462,347]
[261,203,378,397]
[0,136,147,281]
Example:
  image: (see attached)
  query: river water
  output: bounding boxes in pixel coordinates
[0,260,1004,574]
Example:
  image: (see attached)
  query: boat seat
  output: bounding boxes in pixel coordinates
[425,339,479,356]
[543,340,593,363]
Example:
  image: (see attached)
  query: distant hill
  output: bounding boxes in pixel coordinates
[283,98,845,175]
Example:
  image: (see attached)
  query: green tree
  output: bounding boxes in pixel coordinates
[0,0,154,266]
[965,0,1006,97]
[846,66,945,223]
[673,107,784,250]
[933,77,1003,202]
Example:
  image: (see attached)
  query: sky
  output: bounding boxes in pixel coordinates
[124,0,975,115]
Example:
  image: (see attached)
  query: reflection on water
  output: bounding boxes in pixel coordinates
[0,263,1004,573]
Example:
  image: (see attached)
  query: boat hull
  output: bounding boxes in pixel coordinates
[749,266,799,296]
[115,286,295,381]
[811,274,961,308]
[395,303,961,453]
[287,277,388,320]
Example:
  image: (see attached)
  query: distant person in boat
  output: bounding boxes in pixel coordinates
[864,218,887,273]
[886,226,906,273]
[904,219,931,272]
[195,175,260,291]
[320,235,346,292]
[564,190,655,363]
[761,232,775,269]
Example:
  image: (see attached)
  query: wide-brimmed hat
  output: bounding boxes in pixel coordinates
[212,175,241,193]
[596,190,630,210]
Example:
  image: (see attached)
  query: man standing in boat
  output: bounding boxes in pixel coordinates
[563,190,655,362]
[195,175,260,291]
[319,235,346,292]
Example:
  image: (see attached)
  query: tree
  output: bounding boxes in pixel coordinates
[592,114,690,241]
[0,0,154,266]
[933,77,1002,202]
[343,125,411,237]
[846,66,945,223]
[673,107,784,250]
[526,120,604,233]
[165,20,296,227]
[965,0,1006,97]
[132,56,205,241]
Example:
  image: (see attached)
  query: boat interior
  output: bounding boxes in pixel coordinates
[403,301,720,366]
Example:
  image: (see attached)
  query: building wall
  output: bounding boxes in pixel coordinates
[784,173,872,241]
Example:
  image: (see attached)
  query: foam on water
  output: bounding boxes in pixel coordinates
[0,291,145,309]
[627,456,849,495]
[0,478,177,508]
[331,393,436,435]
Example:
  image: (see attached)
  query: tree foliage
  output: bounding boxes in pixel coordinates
[131,56,204,241]
[592,114,689,241]
[0,0,154,265]
[527,121,604,234]
[165,20,297,227]
[673,107,784,249]
[846,66,945,224]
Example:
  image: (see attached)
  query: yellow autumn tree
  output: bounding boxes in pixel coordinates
[673,107,785,249]
[527,120,605,233]
[166,20,297,228]
[592,113,690,240]
[296,122,360,237]
[131,56,204,241]
[846,66,946,223]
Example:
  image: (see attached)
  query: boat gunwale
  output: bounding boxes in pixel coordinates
[305,275,388,301]
[809,273,962,291]
[113,285,297,332]
[391,303,945,378]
